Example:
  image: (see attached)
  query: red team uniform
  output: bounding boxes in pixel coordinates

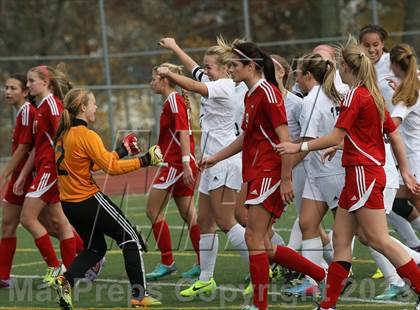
[153,92,197,196]
[335,86,396,212]
[242,80,288,218]
[26,94,63,203]
[3,102,36,206]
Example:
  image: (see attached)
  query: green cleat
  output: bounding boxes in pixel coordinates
[243,281,253,296]
[371,267,384,280]
[53,275,72,310]
[146,263,177,281]
[374,284,410,300]
[38,265,63,289]
[181,264,201,278]
[180,278,216,297]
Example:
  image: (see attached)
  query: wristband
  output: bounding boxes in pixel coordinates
[182,155,190,163]
[300,142,309,152]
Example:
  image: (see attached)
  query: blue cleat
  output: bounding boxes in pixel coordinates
[181,264,201,278]
[282,278,320,297]
[242,305,259,310]
[374,284,410,300]
[146,263,177,281]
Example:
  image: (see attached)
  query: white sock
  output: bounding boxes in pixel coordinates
[323,242,334,265]
[369,246,405,287]
[388,211,420,248]
[411,217,420,232]
[226,223,249,262]
[287,217,302,250]
[390,236,420,264]
[302,237,323,265]
[271,231,285,246]
[199,234,219,281]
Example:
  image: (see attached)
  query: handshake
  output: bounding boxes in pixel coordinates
[116,133,163,166]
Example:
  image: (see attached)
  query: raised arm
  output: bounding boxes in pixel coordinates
[157,67,208,97]
[159,38,199,73]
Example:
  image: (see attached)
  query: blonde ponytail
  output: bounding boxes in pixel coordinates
[390,44,419,107]
[342,36,385,121]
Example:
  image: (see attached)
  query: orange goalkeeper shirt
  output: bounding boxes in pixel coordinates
[56,119,141,202]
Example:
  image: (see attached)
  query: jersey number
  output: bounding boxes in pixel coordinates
[56,145,68,176]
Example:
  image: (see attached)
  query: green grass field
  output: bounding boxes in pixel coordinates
[0,194,418,309]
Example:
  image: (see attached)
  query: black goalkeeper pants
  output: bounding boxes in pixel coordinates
[62,192,146,298]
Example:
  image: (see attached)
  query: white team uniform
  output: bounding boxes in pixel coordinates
[284,91,306,211]
[299,85,345,209]
[233,82,248,136]
[391,98,420,183]
[374,54,400,213]
[192,67,242,194]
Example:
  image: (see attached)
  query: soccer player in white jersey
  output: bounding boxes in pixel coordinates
[158,37,247,297]
[281,53,345,297]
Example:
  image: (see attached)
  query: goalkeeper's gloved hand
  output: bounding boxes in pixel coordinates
[139,145,163,166]
[115,133,140,158]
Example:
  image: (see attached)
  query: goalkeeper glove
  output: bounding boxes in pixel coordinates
[139,145,163,166]
[115,133,140,158]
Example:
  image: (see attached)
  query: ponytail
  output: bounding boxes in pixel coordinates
[390,44,419,107]
[299,53,341,104]
[341,36,385,121]
[55,88,92,144]
[29,63,73,101]
[181,88,191,111]
[232,41,279,89]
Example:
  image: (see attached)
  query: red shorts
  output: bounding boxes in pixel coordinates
[26,170,60,204]
[245,177,285,218]
[3,172,34,206]
[339,165,386,212]
[152,164,197,197]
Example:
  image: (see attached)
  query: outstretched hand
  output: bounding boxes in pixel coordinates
[274,142,301,155]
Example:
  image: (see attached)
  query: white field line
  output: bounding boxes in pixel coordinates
[9,274,415,306]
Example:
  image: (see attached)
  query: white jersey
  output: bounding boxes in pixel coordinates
[192,66,238,156]
[284,91,303,141]
[334,69,349,96]
[373,55,400,189]
[233,82,248,136]
[391,98,420,160]
[299,85,344,177]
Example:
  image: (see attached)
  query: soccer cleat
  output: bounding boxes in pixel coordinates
[313,307,336,310]
[180,278,216,297]
[0,279,10,288]
[371,267,384,280]
[374,284,410,300]
[85,256,106,282]
[53,275,72,310]
[242,305,259,310]
[282,278,320,297]
[181,264,201,278]
[146,263,177,281]
[38,265,63,289]
[130,295,162,307]
[270,264,282,281]
[282,267,304,286]
[243,281,253,296]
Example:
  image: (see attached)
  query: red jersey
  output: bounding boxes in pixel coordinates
[241,80,288,181]
[12,102,35,172]
[33,94,63,172]
[335,86,397,166]
[158,92,195,165]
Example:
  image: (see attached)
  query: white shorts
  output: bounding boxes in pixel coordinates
[292,162,307,213]
[400,155,420,185]
[198,156,242,195]
[383,187,397,214]
[302,173,345,210]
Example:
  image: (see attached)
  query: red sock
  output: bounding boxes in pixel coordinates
[0,237,17,279]
[320,262,350,309]
[152,220,173,266]
[35,234,60,267]
[250,253,269,310]
[189,224,200,265]
[273,245,325,281]
[396,259,420,294]
[60,237,76,269]
[72,229,84,254]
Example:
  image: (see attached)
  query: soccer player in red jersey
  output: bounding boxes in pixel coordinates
[277,38,420,310]
[13,65,77,288]
[202,41,326,310]
[146,63,200,280]
[0,74,36,288]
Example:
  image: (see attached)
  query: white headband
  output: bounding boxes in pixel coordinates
[234,48,262,68]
